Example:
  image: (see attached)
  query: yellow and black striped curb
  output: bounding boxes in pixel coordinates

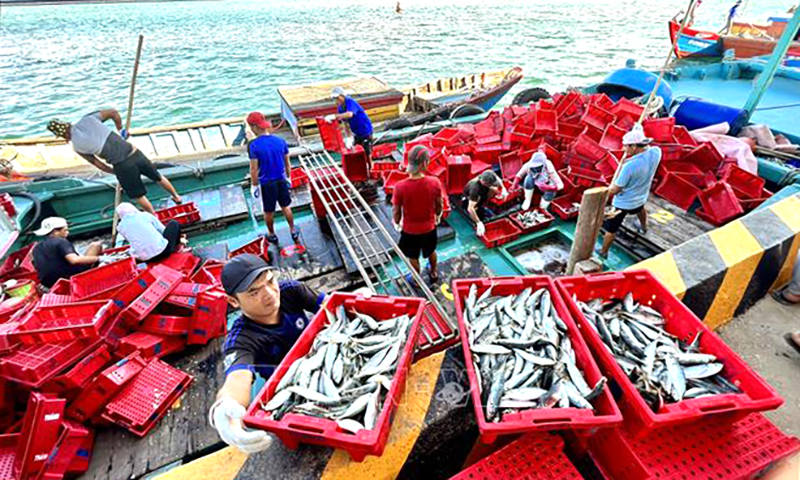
[632,194,800,330]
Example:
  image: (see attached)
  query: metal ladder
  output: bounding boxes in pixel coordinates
[299,150,458,355]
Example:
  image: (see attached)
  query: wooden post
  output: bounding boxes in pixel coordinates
[566,187,609,275]
[111,34,144,245]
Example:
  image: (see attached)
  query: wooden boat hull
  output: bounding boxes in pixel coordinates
[721,36,800,60]
[669,20,721,59]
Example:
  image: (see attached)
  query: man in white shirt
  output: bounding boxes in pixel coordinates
[116,202,181,262]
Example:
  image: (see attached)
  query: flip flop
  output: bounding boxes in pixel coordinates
[784,333,800,356]
[772,289,794,306]
[428,271,440,284]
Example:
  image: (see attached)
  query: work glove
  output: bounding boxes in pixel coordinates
[344,137,354,150]
[209,397,273,454]
[98,255,114,264]
[499,186,509,199]
[120,128,129,140]
[250,185,261,201]
[476,221,486,237]
[393,220,402,233]
[324,114,336,123]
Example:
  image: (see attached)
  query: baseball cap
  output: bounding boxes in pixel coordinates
[246,112,271,130]
[47,119,70,138]
[34,217,68,236]
[407,145,430,173]
[622,124,653,146]
[479,170,502,187]
[330,87,346,99]
[221,254,273,296]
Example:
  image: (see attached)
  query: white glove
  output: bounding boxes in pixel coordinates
[344,137,354,149]
[499,187,508,199]
[324,114,336,123]
[98,255,114,264]
[393,221,402,232]
[250,185,261,201]
[476,222,486,237]
[209,397,273,454]
[354,287,374,299]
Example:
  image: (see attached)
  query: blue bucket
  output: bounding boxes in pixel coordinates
[671,97,748,135]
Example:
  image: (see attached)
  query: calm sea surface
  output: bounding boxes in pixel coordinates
[0,0,792,138]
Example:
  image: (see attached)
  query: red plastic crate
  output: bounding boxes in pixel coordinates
[721,164,766,199]
[13,392,65,480]
[289,167,309,188]
[453,276,622,444]
[642,117,676,143]
[414,302,457,362]
[472,143,504,164]
[599,123,627,150]
[44,344,112,393]
[556,270,784,438]
[555,90,583,117]
[610,97,645,121]
[590,413,800,480]
[698,181,744,225]
[675,171,717,190]
[188,288,227,345]
[556,122,584,144]
[552,193,582,220]
[0,281,38,324]
[656,143,695,163]
[40,421,92,479]
[509,125,534,145]
[694,205,723,226]
[684,142,724,173]
[382,170,410,196]
[154,251,201,276]
[121,265,184,323]
[102,357,193,437]
[64,427,94,475]
[595,154,619,178]
[498,151,523,181]
[737,188,772,211]
[0,320,20,356]
[140,314,191,336]
[475,134,500,145]
[431,127,462,149]
[342,146,369,182]
[316,117,345,152]
[478,219,521,249]
[13,300,116,345]
[0,244,35,281]
[66,353,148,423]
[487,180,520,208]
[0,339,101,388]
[581,104,616,131]
[71,259,139,301]
[450,433,582,480]
[371,143,397,159]
[243,293,425,461]
[190,261,224,286]
[445,155,472,195]
[155,202,201,226]
[308,167,354,217]
[534,109,558,135]
[0,434,17,480]
[117,331,187,359]
[654,172,701,212]
[0,194,15,219]
[229,236,269,264]
[671,125,698,146]
[510,208,555,234]
[571,134,607,162]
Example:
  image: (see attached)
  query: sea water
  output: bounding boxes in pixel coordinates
[0,0,792,138]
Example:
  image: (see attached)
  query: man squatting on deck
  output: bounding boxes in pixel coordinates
[598,125,662,259]
[47,109,182,214]
[326,87,374,163]
[32,217,111,288]
[246,111,299,244]
[208,254,371,452]
[393,146,445,283]
[462,170,507,237]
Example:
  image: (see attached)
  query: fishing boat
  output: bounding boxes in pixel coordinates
[669,17,800,60]
[0,67,523,178]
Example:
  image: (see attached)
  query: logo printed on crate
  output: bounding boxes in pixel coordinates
[44,413,61,421]
[35,454,49,461]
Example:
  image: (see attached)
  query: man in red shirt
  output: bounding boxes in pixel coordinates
[393,146,444,283]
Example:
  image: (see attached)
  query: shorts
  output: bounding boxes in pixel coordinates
[354,135,373,159]
[603,205,644,234]
[261,179,292,212]
[399,229,438,259]
[523,174,556,201]
[113,150,162,199]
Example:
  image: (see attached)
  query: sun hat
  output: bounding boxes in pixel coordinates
[407,146,430,174]
[622,124,653,146]
[330,87,346,99]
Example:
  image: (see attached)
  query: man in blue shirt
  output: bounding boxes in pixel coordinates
[598,125,662,258]
[327,87,374,161]
[246,112,299,244]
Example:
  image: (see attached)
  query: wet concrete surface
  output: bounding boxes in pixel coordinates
[509,235,571,276]
[716,295,800,437]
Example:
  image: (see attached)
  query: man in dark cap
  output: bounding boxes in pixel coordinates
[209,254,325,453]
[462,170,507,237]
[47,110,181,214]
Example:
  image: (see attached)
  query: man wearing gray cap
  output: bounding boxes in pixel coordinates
[392,146,445,283]
[462,170,507,237]
[326,87,374,160]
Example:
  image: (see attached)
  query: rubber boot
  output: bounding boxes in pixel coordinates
[522,188,534,210]
[540,198,551,211]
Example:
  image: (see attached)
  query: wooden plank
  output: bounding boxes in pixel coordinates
[617,196,714,253]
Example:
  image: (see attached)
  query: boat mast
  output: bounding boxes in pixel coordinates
[741,4,800,120]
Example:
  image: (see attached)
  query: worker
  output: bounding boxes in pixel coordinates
[209,254,371,453]
[393,146,444,283]
[326,87,374,160]
[462,170,507,237]
[512,150,564,211]
[597,125,662,259]
[773,255,800,353]
[396,1,402,14]
[247,112,299,244]
[46,110,181,215]
[116,202,182,262]
[32,217,107,288]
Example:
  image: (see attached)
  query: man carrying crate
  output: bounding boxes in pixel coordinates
[326,87,374,161]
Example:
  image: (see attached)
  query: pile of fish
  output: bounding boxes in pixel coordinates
[261,305,412,433]
[562,202,581,215]
[576,293,740,412]
[463,284,606,423]
[514,210,551,229]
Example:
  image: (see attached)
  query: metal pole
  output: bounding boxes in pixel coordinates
[742,5,800,119]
